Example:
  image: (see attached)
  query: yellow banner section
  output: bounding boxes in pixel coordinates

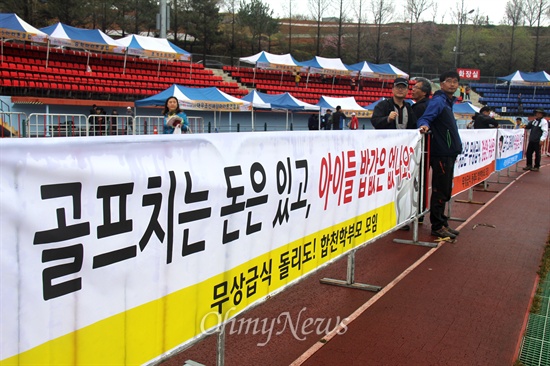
[1,203,395,366]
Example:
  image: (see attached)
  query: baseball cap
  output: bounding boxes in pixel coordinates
[393,78,409,87]
[351,112,356,116]
[127,106,132,110]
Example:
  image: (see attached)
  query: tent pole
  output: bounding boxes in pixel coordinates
[253,67,256,87]
[123,49,127,75]
[157,60,161,78]
[86,51,90,71]
[286,110,289,131]
[45,39,50,68]
[1,38,3,65]
[280,70,284,86]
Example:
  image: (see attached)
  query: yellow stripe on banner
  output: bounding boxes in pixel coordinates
[1,203,395,366]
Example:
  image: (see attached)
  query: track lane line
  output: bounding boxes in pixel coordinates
[290,168,534,366]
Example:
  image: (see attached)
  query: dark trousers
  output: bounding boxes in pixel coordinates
[429,156,456,230]
[525,140,541,168]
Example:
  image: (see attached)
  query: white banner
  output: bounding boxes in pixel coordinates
[1,131,421,365]
[452,129,497,195]
[496,129,524,171]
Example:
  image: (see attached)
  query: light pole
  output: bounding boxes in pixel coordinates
[454,9,474,69]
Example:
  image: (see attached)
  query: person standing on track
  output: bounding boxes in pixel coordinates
[523,107,549,172]
[417,70,463,239]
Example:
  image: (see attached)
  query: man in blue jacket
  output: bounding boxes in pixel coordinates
[418,70,463,239]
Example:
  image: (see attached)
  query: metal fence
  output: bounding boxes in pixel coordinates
[5,113,205,137]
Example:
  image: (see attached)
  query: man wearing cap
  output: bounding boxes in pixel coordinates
[371,77,417,130]
[417,70,462,239]
[523,107,549,172]
[473,106,499,129]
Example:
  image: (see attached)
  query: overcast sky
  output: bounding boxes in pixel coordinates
[264,0,509,25]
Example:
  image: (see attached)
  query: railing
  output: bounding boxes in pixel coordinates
[0,111,26,138]
[19,114,205,137]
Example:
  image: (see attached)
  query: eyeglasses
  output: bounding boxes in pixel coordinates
[443,79,459,85]
[393,85,408,90]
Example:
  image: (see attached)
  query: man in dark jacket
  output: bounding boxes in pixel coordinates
[523,107,549,172]
[411,77,432,224]
[411,77,431,119]
[418,70,463,239]
[331,105,346,130]
[372,77,417,130]
[473,106,499,129]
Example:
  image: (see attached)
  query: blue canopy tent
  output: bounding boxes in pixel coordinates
[297,56,354,89]
[135,84,253,130]
[498,70,550,86]
[118,34,191,75]
[239,51,302,87]
[452,101,480,115]
[40,22,125,69]
[497,70,550,99]
[348,61,409,91]
[347,61,408,79]
[241,90,319,130]
[0,13,48,64]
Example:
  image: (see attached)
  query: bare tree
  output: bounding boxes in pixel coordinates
[522,0,549,70]
[335,0,346,58]
[452,0,476,68]
[223,0,239,65]
[371,0,393,63]
[287,0,294,53]
[406,0,432,74]
[430,2,439,23]
[309,0,332,55]
[353,0,368,62]
[505,0,525,72]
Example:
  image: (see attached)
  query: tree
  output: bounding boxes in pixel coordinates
[308,0,332,56]
[223,0,239,64]
[238,0,275,53]
[187,0,221,60]
[522,0,549,70]
[335,0,348,58]
[352,0,368,62]
[371,0,393,63]
[505,0,525,72]
[406,0,432,74]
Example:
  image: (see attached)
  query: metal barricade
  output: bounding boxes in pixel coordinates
[135,116,204,135]
[88,114,135,136]
[188,117,204,134]
[0,111,27,138]
[27,113,88,137]
[17,114,206,137]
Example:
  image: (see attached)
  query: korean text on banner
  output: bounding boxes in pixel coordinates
[495,129,524,171]
[0,130,421,365]
[452,129,497,195]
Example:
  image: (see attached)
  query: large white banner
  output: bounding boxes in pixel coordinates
[495,129,524,171]
[1,131,421,365]
[452,129,497,195]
